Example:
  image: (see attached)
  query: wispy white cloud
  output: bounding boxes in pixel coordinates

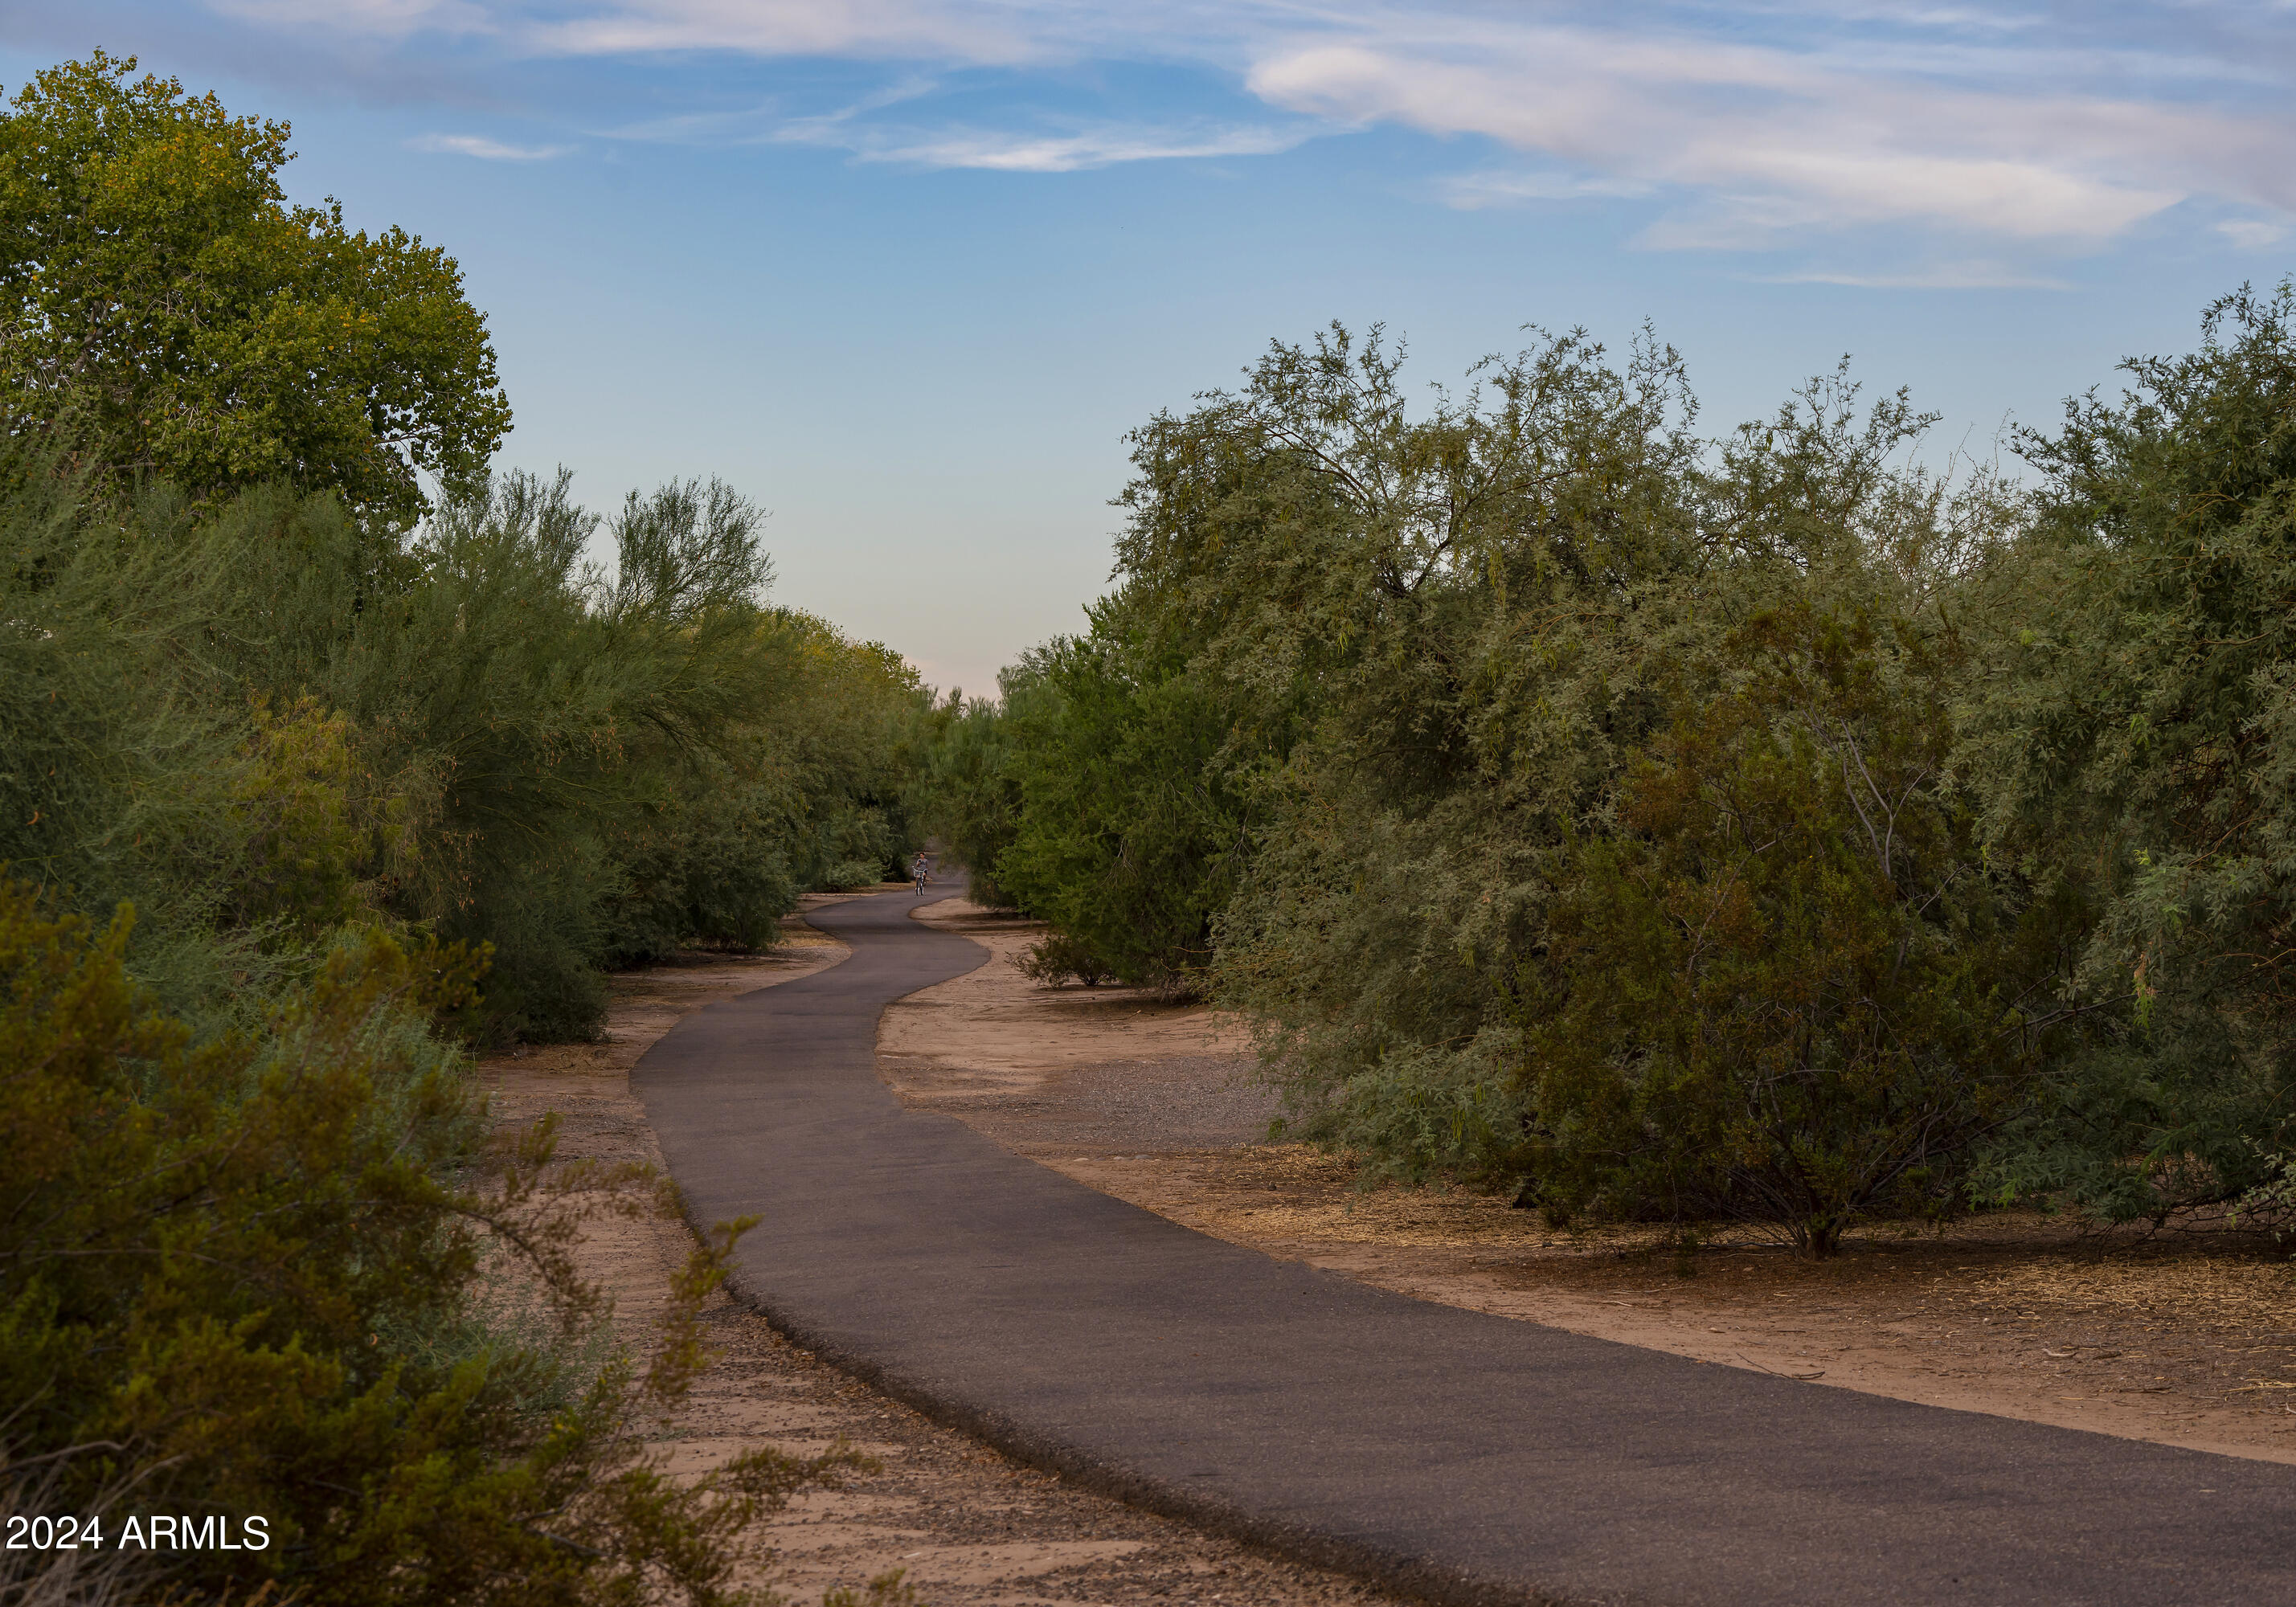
[2216,217,2290,250]
[209,0,496,38]
[408,132,570,158]
[605,75,1308,170]
[207,0,2296,267]
[1440,169,1654,210]
[1736,2,2044,28]
[607,76,938,145]
[527,0,1050,64]
[776,115,1312,171]
[1246,32,2272,247]
[1759,262,2073,290]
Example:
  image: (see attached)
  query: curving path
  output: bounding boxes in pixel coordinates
[635,885,2294,1606]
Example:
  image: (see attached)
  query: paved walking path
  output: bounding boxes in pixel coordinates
[635,885,2294,1606]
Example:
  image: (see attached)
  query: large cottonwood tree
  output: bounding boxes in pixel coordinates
[0,51,510,527]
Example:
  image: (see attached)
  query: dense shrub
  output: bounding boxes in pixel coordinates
[0,460,931,1039]
[915,689,1029,909]
[1962,284,2296,1223]
[927,292,2296,1252]
[0,883,862,1605]
[985,617,1259,993]
[1520,599,2077,1255]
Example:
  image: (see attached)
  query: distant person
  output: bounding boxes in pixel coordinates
[912,854,931,896]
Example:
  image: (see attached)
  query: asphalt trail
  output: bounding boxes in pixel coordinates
[634,885,2295,1606]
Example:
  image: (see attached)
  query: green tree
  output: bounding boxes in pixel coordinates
[0,51,941,1601]
[1142,324,1706,1170]
[0,51,510,527]
[1965,281,2296,1222]
[960,318,2040,1214]
[219,471,789,1038]
[600,607,936,963]
[1520,599,2075,1256]
[915,688,1029,909]
[988,607,1259,993]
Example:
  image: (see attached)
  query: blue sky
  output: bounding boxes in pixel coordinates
[6,3,2291,693]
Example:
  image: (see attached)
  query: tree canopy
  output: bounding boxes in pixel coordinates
[0,51,510,525]
[1,54,938,1602]
[923,288,2296,1256]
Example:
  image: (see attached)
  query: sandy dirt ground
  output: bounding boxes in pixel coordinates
[481,892,1408,1607]
[886,900,2296,1468]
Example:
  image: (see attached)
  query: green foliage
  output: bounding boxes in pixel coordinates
[0,454,925,1592]
[0,52,509,528]
[0,883,863,1605]
[599,750,802,964]
[1520,599,2074,1256]
[1016,928,1112,988]
[600,605,934,954]
[1962,281,2296,1221]
[0,461,398,998]
[984,613,1258,994]
[757,611,935,893]
[0,47,937,1603]
[1146,322,1708,1165]
[938,307,2296,1255]
[0,458,931,1038]
[915,690,1028,908]
[315,470,793,1037]
[224,696,411,939]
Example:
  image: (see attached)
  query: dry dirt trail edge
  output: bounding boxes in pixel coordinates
[633,883,2295,1607]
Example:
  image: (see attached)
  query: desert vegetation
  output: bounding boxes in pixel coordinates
[923,287,2296,1261]
[10,31,2296,1601]
[2,54,931,1604]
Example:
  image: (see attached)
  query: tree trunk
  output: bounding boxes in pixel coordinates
[1800,1218,1842,1259]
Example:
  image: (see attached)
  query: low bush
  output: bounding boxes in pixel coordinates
[1017,930,1111,988]
[0,881,862,1605]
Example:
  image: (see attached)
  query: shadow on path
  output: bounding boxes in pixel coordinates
[635,884,2294,1607]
